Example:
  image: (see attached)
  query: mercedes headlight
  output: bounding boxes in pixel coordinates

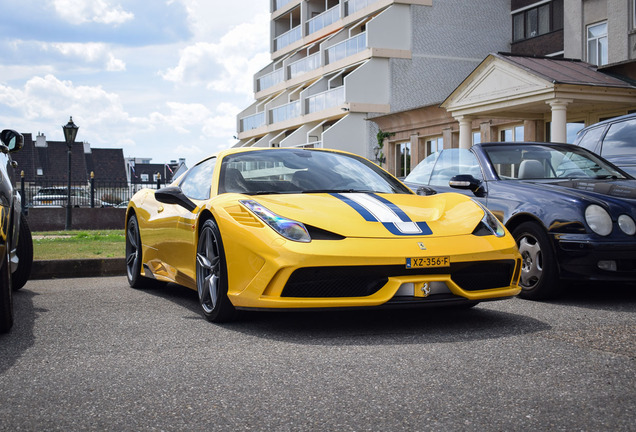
[618,214,636,235]
[241,200,311,243]
[585,205,612,236]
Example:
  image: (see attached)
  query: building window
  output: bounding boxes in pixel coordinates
[396,142,411,177]
[425,137,443,156]
[512,1,563,42]
[587,22,608,66]
[500,125,524,142]
[472,132,481,145]
[140,174,149,182]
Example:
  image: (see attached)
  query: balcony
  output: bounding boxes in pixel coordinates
[307,86,345,113]
[344,0,374,16]
[274,26,302,51]
[240,112,266,132]
[325,32,366,65]
[270,100,301,123]
[307,5,340,35]
[257,68,285,92]
[274,0,294,11]
[288,52,321,79]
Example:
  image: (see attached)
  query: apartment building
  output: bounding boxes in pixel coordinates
[235,0,511,168]
[374,0,636,175]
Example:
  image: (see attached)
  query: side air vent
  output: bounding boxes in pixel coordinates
[225,205,263,227]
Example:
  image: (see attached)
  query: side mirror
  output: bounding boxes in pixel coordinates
[415,186,437,196]
[155,186,197,212]
[0,129,24,152]
[449,174,485,196]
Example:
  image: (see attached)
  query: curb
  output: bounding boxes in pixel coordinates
[30,258,126,280]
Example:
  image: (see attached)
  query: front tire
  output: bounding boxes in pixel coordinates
[196,219,235,323]
[512,221,560,300]
[12,213,33,291]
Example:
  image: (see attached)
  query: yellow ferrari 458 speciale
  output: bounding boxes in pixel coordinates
[126,147,521,322]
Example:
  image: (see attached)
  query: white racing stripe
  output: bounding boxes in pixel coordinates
[342,193,421,234]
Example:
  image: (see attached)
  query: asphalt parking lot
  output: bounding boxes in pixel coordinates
[1,277,635,431]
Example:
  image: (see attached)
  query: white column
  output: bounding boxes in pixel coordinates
[456,116,473,149]
[547,99,572,143]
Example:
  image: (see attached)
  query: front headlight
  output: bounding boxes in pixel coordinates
[471,199,505,237]
[618,214,636,235]
[585,204,612,236]
[241,200,311,243]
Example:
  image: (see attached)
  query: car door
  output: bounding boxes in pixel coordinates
[167,156,217,285]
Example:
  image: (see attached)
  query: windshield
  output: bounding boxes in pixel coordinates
[219,149,412,195]
[482,144,629,180]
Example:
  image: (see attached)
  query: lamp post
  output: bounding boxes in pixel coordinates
[62,117,79,230]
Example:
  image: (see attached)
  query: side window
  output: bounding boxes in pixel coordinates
[601,119,636,157]
[575,126,604,153]
[429,149,482,187]
[180,157,216,200]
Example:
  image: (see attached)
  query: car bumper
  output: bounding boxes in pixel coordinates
[554,234,636,281]
[226,234,522,309]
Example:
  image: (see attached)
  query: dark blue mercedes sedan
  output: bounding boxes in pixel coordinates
[403,142,636,300]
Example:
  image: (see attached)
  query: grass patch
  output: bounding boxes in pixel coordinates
[33,230,125,260]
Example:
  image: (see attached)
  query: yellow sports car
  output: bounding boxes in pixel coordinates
[126,147,521,322]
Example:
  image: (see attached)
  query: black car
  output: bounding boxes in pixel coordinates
[403,142,636,300]
[574,113,636,177]
[0,130,33,333]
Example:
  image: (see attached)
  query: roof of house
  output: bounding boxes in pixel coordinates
[496,53,636,89]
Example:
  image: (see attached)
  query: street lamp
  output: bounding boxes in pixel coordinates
[62,116,79,230]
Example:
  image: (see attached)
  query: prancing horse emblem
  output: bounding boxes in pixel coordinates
[418,242,426,250]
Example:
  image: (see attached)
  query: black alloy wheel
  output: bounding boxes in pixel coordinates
[196,219,235,323]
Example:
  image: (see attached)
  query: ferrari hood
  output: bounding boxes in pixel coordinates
[246,192,485,238]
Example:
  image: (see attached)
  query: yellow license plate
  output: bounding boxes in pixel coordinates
[406,256,450,269]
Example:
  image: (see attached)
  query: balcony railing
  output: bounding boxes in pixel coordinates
[274,26,302,51]
[307,6,340,35]
[288,52,321,79]
[344,0,373,16]
[325,32,366,64]
[257,68,285,92]
[307,86,345,114]
[270,100,301,123]
[274,0,294,11]
[240,112,266,132]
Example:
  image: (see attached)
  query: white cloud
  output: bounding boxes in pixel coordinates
[160,13,269,96]
[52,0,134,25]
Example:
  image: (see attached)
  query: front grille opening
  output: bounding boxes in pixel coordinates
[280,260,517,298]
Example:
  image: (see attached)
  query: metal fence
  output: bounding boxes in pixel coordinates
[17,177,164,211]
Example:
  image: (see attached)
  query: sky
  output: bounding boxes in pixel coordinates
[0,0,270,166]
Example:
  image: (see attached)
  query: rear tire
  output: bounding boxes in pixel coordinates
[0,247,14,333]
[12,213,33,291]
[126,214,156,289]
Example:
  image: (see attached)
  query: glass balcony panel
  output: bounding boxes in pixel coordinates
[274,0,294,11]
[306,86,345,114]
[271,100,301,123]
[257,68,285,92]
[325,32,366,64]
[344,0,371,16]
[307,6,340,35]
[289,52,321,79]
[274,26,302,51]
[240,112,266,132]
